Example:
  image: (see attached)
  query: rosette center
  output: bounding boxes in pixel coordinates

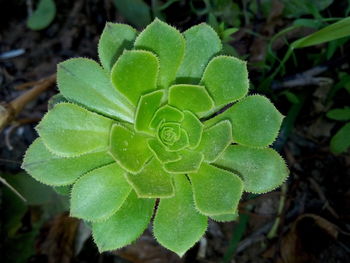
[158,122,180,146]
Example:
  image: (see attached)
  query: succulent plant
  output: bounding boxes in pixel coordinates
[22,19,288,256]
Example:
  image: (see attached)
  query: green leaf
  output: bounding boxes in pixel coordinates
[109,124,152,174]
[327,107,350,121]
[135,18,185,88]
[282,0,333,18]
[27,0,56,30]
[150,105,184,129]
[181,111,203,149]
[111,50,159,106]
[166,128,190,152]
[201,56,249,106]
[71,163,131,221]
[148,139,181,163]
[36,103,113,157]
[292,16,350,48]
[330,123,350,154]
[214,145,289,193]
[206,95,283,148]
[188,163,243,216]
[163,150,203,174]
[22,138,114,186]
[98,23,137,72]
[153,175,207,256]
[135,90,165,134]
[125,158,174,198]
[168,84,214,117]
[196,120,232,162]
[112,0,151,28]
[210,213,238,222]
[176,24,222,83]
[92,191,155,252]
[57,58,134,122]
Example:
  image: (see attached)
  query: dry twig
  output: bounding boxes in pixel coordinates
[0,74,56,131]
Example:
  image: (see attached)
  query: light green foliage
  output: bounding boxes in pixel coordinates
[57,58,135,122]
[215,145,289,193]
[154,175,207,256]
[27,0,56,30]
[201,56,249,107]
[206,95,284,148]
[23,19,287,256]
[92,191,155,252]
[22,138,113,186]
[189,163,243,216]
[111,50,159,105]
[98,23,137,72]
[71,163,131,221]
[135,18,185,88]
[197,120,232,162]
[126,158,174,198]
[36,103,113,157]
[168,84,214,116]
[176,24,222,83]
[109,125,152,174]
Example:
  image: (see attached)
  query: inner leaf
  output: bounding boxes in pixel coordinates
[109,124,152,174]
[150,105,184,130]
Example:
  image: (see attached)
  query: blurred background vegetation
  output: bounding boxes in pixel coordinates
[0,0,350,262]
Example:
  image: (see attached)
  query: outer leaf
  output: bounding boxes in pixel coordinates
[330,123,350,154]
[22,138,114,186]
[163,150,203,174]
[210,213,238,222]
[181,110,203,149]
[148,139,181,163]
[206,95,283,148]
[176,24,222,83]
[168,84,214,117]
[196,120,232,162]
[57,58,134,122]
[214,145,289,193]
[126,158,174,198]
[71,163,131,221]
[27,0,56,30]
[36,103,113,157]
[135,18,185,88]
[201,56,249,106]
[98,23,137,72]
[109,124,152,174]
[111,50,159,105]
[153,175,207,256]
[92,191,155,252]
[135,90,165,134]
[188,163,243,216]
[150,105,184,129]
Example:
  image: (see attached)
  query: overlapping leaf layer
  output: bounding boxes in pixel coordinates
[22,19,288,256]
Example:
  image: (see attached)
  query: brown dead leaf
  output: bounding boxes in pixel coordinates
[280,214,338,263]
[37,213,79,263]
